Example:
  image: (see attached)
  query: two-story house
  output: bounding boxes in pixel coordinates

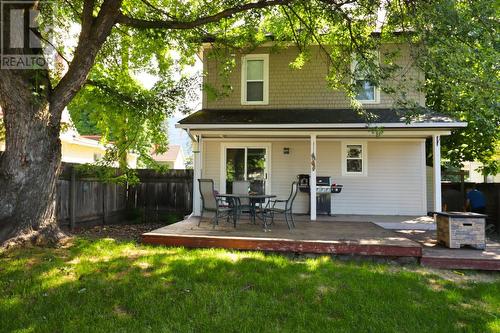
[177,43,466,220]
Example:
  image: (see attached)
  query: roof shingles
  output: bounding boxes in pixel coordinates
[178,108,463,128]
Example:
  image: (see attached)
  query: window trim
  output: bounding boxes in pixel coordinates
[341,141,368,176]
[351,52,380,104]
[220,142,272,195]
[241,54,269,105]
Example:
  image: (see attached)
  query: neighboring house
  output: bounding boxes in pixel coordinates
[151,144,185,169]
[178,43,466,219]
[0,108,137,168]
[462,161,500,183]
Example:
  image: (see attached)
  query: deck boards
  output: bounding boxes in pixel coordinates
[143,217,422,257]
[142,215,500,270]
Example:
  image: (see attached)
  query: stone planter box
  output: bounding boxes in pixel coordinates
[435,212,487,250]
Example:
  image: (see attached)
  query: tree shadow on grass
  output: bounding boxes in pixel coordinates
[0,238,499,333]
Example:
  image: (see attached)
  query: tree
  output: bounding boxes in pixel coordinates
[68,68,197,170]
[404,0,500,175]
[0,0,301,245]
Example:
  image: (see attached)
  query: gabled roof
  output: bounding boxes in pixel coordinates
[152,145,183,162]
[177,108,467,129]
[81,135,102,141]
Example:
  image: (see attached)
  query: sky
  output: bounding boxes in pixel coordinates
[136,56,202,156]
[62,22,200,157]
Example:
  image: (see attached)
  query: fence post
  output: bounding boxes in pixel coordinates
[69,166,76,230]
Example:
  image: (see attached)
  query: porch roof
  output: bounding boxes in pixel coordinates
[177,108,467,130]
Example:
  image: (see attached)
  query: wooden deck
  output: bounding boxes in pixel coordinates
[142,216,422,257]
[143,215,500,270]
[398,229,500,271]
[420,246,500,270]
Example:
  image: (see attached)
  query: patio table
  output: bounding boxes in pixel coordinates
[216,193,276,231]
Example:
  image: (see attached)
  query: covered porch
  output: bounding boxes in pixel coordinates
[178,109,464,220]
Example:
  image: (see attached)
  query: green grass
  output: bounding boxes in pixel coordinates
[1,238,499,333]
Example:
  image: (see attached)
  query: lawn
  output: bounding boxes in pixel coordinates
[1,238,499,333]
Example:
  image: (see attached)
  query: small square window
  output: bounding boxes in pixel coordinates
[246,60,264,80]
[343,142,367,176]
[355,80,376,101]
[346,144,362,158]
[347,159,362,173]
[246,81,264,101]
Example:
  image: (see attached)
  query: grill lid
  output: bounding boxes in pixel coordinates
[316,176,331,186]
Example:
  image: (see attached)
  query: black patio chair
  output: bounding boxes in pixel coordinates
[198,179,235,228]
[232,180,252,220]
[264,181,299,230]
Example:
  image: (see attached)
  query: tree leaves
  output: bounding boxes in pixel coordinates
[59,0,499,175]
[408,0,499,174]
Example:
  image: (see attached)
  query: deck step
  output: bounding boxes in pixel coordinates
[421,257,500,271]
[421,247,500,271]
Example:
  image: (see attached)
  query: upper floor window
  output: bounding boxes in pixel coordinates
[241,54,269,105]
[342,141,367,176]
[352,53,380,104]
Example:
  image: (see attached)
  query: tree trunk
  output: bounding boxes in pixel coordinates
[0,0,123,247]
[0,82,65,246]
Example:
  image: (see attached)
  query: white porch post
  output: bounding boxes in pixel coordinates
[310,134,317,221]
[192,135,203,216]
[432,134,442,212]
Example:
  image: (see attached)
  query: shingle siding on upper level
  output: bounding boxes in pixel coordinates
[202,43,425,110]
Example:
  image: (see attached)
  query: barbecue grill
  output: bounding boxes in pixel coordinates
[298,174,343,215]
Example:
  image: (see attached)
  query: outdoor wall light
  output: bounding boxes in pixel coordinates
[283,147,290,155]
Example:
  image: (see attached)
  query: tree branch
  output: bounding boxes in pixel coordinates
[62,0,82,18]
[80,0,95,40]
[50,0,123,118]
[117,0,293,30]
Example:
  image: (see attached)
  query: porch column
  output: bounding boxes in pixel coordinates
[432,134,442,212]
[310,134,317,221]
[192,135,202,216]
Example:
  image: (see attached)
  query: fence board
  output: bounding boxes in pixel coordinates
[55,163,193,227]
[442,182,499,231]
[129,169,194,218]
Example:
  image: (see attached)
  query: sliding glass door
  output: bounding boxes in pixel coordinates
[223,145,269,194]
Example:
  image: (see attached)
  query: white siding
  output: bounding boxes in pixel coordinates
[173,152,185,169]
[271,141,311,213]
[318,141,427,215]
[201,139,427,215]
[202,141,221,190]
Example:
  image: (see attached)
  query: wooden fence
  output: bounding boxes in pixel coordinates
[57,164,193,228]
[127,169,193,223]
[442,182,500,231]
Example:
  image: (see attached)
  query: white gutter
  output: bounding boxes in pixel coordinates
[185,128,197,142]
[176,122,467,130]
[60,135,106,149]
